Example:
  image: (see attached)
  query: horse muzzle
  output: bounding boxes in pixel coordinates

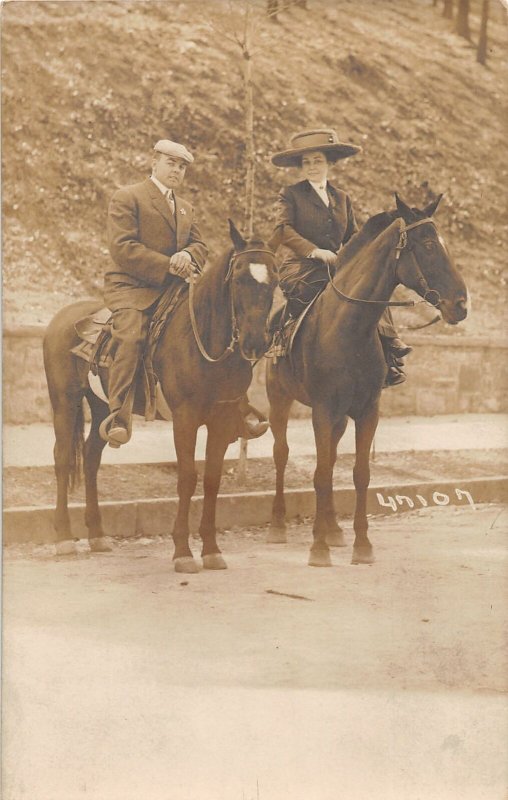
[239,332,271,362]
[440,296,468,325]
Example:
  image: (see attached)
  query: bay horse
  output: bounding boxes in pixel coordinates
[43,221,277,572]
[266,194,468,567]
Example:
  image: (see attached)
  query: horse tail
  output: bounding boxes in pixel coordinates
[69,401,85,492]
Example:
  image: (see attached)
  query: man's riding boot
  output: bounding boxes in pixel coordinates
[99,401,134,449]
[238,395,269,440]
[105,416,130,447]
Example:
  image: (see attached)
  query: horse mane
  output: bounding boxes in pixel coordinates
[201,246,234,286]
[336,210,398,269]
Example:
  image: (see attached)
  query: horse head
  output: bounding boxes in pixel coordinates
[393,193,468,325]
[227,219,278,361]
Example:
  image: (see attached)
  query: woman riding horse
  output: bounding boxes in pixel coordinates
[265,193,468,566]
[269,128,412,385]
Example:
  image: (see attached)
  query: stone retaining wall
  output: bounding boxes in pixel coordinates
[3,326,507,424]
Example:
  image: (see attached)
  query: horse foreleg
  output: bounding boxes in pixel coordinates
[198,414,237,570]
[325,416,348,547]
[172,408,200,573]
[267,393,293,544]
[352,405,379,565]
[83,393,111,552]
[310,405,335,567]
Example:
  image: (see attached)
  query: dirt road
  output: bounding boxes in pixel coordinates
[3,505,507,800]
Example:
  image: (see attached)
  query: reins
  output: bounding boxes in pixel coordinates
[188,269,238,363]
[188,247,275,363]
[326,217,443,317]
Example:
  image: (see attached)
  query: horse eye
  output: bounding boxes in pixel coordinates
[423,241,435,252]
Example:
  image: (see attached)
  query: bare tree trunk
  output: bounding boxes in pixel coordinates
[443,0,453,19]
[237,6,256,484]
[243,24,255,237]
[455,0,471,39]
[267,0,278,21]
[477,0,489,64]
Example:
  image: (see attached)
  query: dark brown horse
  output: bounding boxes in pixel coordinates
[266,194,468,566]
[43,221,277,571]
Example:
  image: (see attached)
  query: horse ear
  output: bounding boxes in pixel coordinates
[422,193,443,218]
[394,192,415,222]
[228,219,247,251]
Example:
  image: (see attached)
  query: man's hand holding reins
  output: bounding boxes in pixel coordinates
[169,250,193,279]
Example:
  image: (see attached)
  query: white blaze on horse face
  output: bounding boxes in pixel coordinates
[249,262,269,284]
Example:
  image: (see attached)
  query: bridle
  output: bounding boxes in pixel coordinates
[189,247,275,364]
[327,217,443,316]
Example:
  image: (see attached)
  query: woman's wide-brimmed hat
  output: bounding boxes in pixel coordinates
[271,128,361,167]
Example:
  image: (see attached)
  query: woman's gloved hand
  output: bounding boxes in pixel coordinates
[309,248,337,264]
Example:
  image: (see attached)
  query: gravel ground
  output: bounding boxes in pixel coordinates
[3,504,507,800]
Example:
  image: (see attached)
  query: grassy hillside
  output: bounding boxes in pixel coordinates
[2,0,507,333]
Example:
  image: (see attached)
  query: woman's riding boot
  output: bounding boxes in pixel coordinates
[380,338,408,388]
[389,337,413,358]
[385,366,406,387]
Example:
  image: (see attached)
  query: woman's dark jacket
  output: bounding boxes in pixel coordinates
[269,179,397,337]
[269,180,358,306]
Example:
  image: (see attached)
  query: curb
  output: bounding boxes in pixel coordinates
[3,476,507,546]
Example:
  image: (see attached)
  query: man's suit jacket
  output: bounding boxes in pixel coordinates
[269,180,357,277]
[105,178,208,311]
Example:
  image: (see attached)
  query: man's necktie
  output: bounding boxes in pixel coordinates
[165,190,175,215]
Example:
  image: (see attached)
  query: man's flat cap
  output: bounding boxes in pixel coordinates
[154,139,194,163]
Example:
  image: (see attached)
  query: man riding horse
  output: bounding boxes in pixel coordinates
[102,139,266,447]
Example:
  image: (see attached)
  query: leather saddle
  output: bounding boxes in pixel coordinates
[70,284,187,421]
[267,294,319,365]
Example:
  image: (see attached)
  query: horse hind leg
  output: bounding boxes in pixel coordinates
[51,397,85,556]
[83,392,111,552]
[267,392,293,544]
[351,405,379,565]
[325,416,348,548]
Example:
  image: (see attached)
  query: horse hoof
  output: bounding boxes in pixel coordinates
[202,554,227,570]
[308,550,332,568]
[326,530,346,547]
[174,556,199,574]
[55,540,77,556]
[351,547,375,565]
[267,527,287,544]
[89,537,113,553]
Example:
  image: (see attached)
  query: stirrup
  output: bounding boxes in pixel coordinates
[241,403,269,439]
[99,412,132,447]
